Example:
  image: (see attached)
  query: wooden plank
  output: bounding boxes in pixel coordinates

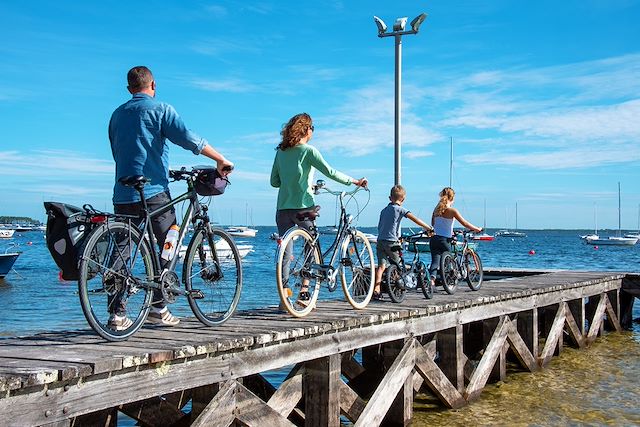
[539,303,566,367]
[235,383,295,427]
[191,380,236,427]
[355,339,415,426]
[266,372,302,417]
[339,380,366,423]
[464,316,508,401]
[604,294,622,332]
[119,394,188,426]
[505,318,538,372]
[563,302,586,348]
[586,293,607,344]
[413,340,465,409]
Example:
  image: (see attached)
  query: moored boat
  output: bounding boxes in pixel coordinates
[178,241,254,261]
[224,226,258,238]
[0,252,20,278]
[0,229,15,239]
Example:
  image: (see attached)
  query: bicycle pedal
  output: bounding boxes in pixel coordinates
[189,290,205,299]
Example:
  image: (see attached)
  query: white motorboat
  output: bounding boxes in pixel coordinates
[224,226,258,238]
[0,229,15,239]
[177,240,254,261]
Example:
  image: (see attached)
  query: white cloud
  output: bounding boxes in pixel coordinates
[405,150,434,159]
[0,150,112,176]
[190,78,259,93]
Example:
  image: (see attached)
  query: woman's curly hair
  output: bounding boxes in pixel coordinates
[278,113,313,150]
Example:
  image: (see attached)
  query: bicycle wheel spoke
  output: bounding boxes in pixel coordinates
[78,222,153,341]
[185,228,242,325]
[341,231,374,309]
[276,228,320,317]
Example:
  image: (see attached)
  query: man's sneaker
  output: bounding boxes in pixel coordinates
[108,314,133,331]
[147,308,180,326]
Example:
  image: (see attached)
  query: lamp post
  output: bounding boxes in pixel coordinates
[374,13,427,186]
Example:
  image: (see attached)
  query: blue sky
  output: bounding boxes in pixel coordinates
[1,0,639,230]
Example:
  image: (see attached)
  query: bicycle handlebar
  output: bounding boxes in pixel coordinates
[169,165,234,182]
[313,180,368,196]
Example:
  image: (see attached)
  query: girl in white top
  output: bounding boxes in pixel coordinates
[429,187,482,286]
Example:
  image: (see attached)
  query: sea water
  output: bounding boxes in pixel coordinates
[1,228,639,425]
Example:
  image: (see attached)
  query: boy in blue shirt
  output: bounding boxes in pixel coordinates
[373,185,432,300]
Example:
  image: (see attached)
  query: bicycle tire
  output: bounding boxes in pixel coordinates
[78,221,153,341]
[276,227,322,317]
[340,230,375,309]
[464,249,483,291]
[184,227,242,326]
[439,251,458,295]
[384,264,406,303]
[417,261,433,299]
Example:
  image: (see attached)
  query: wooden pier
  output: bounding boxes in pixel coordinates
[0,269,637,426]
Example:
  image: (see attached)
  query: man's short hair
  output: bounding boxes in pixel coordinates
[127,66,153,92]
[390,185,406,202]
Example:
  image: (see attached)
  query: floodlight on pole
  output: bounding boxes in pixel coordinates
[373,12,428,186]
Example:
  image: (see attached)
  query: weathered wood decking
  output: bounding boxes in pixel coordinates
[0,270,636,426]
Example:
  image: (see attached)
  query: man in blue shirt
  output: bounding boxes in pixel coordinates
[108,66,233,330]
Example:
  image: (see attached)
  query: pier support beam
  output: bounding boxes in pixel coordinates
[437,325,464,392]
[304,354,341,427]
[517,309,539,358]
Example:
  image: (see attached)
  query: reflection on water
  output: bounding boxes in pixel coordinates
[413,330,640,426]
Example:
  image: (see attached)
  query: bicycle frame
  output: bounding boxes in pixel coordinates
[308,187,365,285]
[113,180,218,282]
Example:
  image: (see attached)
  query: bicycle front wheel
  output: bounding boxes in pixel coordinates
[384,264,406,303]
[416,261,433,300]
[78,221,153,341]
[340,230,375,309]
[184,228,242,326]
[465,249,483,291]
[439,251,458,295]
[276,227,321,318]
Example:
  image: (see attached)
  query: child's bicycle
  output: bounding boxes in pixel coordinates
[275,180,375,317]
[438,229,484,294]
[383,231,433,303]
[77,166,242,341]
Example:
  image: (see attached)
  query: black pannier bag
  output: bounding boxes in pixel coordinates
[44,202,95,281]
[194,168,229,196]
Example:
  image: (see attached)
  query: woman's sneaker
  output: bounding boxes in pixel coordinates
[147,308,180,326]
[108,314,133,331]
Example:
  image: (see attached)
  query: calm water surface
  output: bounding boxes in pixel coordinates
[1,228,639,425]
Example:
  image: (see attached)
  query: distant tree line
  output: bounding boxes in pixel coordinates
[0,216,41,225]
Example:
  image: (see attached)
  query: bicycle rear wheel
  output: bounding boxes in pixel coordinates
[464,249,483,291]
[439,251,458,295]
[384,264,406,303]
[78,221,153,341]
[184,228,242,326]
[340,230,375,309]
[276,227,321,317]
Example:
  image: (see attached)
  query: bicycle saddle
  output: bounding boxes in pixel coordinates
[296,205,321,221]
[118,175,151,187]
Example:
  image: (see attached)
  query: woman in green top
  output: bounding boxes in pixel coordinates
[270,112,367,235]
[271,113,367,306]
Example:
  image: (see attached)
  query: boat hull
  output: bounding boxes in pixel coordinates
[0,253,20,278]
[586,236,638,246]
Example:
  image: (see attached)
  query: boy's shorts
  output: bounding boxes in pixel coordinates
[376,240,402,267]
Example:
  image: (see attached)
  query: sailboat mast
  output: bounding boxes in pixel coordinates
[483,199,487,229]
[618,182,621,234]
[515,202,518,230]
[449,136,453,188]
